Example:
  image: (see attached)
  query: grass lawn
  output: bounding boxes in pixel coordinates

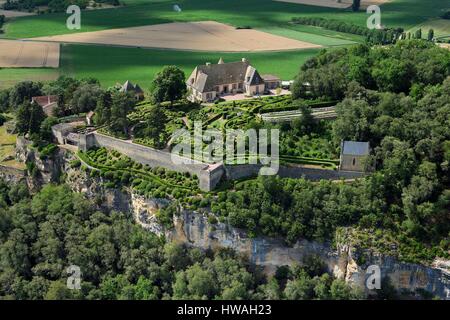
[4,0,446,39]
[0,68,60,90]
[0,124,25,169]
[0,125,16,145]
[60,44,322,89]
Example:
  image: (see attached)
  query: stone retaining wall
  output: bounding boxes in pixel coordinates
[225,164,365,181]
[79,132,224,191]
[78,133,364,191]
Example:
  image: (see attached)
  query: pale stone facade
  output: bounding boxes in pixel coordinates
[187,58,272,102]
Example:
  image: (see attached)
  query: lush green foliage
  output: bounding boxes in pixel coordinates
[291,17,404,45]
[293,41,450,100]
[150,66,186,104]
[0,182,360,300]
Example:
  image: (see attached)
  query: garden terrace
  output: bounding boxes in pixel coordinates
[127,100,196,148]
[77,147,201,200]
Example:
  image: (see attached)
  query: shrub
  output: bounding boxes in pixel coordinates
[69,159,81,168]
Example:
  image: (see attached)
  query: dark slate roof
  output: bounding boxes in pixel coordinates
[187,60,264,92]
[133,84,144,94]
[342,141,370,156]
[121,80,143,94]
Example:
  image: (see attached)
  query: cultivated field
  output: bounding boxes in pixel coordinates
[30,21,322,52]
[0,40,60,68]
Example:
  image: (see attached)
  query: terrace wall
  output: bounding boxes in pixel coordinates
[225,164,365,181]
[79,132,224,191]
[78,133,364,191]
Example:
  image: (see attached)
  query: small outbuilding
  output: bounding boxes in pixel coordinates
[120,80,144,101]
[339,141,370,172]
[262,74,281,90]
[31,95,59,117]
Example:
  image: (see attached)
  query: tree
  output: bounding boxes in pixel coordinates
[0,90,10,112]
[39,117,59,142]
[140,106,168,148]
[15,101,47,136]
[284,273,314,300]
[44,281,73,300]
[352,0,361,12]
[70,83,103,114]
[415,28,422,39]
[292,102,314,134]
[330,279,352,299]
[109,91,135,136]
[427,29,434,41]
[8,81,42,109]
[151,66,186,104]
[29,102,47,135]
[94,91,112,126]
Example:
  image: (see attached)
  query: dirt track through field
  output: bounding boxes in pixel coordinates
[0,40,60,67]
[29,21,322,52]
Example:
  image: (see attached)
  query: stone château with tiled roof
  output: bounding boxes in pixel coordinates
[186,58,274,102]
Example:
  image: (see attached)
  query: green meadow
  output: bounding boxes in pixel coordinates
[0,68,59,89]
[59,44,322,89]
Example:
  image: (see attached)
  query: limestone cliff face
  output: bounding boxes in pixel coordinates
[11,141,450,299]
[15,137,66,190]
[167,211,449,299]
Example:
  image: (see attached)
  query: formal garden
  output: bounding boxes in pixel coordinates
[77,147,202,202]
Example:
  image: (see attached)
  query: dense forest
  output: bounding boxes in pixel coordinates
[292,41,450,100]
[0,182,363,300]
